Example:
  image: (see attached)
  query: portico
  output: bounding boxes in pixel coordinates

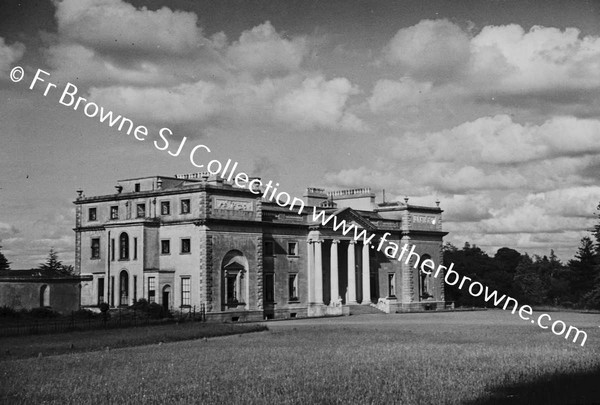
[306,231,374,316]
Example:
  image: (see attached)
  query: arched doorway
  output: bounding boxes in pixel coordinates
[162,285,171,310]
[418,254,433,300]
[119,270,129,306]
[221,250,249,310]
[40,285,50,307]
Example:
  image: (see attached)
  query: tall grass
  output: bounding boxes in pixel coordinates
[0,310,598,404]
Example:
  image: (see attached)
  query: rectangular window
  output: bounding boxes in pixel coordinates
[388,273,396,297]
[181,277,191,307]
[148,277,156,303]
[110,239,115,261]
[181,238,191,254]
[287,242,298,256]
[91,238,100,259]
[265,274,274,303]
[161,240,170,255]
[97,278,105,305]
[110,205,119,220]
[161,201,170,215]
[134,183,140,192]
[110,276,115,307]
[133,275,137,303]
[289,274,298,301]
[264,241,274,256]
[180,199,191,214]
[136,203,145,218]
[88,207,97,221]
[133,237,138,260]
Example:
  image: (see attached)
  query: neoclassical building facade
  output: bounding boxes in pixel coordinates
[75,173,447,320]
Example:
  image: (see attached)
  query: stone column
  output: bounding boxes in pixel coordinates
[314,240,324,304]
[362,243,371,305]
[330,239,339,303]
[307,240,314,303]
[347,241,357,304]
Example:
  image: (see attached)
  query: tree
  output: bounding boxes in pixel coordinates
[566,236,598,306]
[38,248,74,275]
[593,202,600,256]
[0,245,10,271]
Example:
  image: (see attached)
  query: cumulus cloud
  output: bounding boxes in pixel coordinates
[392,114,600,166]
[89,80,220,123]
[0,37,25,77]
[274,76,365,131]
[226,21,307,76]
[368,78,433,113]
[44,1,362,132]
[44,43,180,86]
[54,0,205,55]
[384,19,471,83]
[469,24,600,96]
[378,20,600,115]
[89,74,365,131]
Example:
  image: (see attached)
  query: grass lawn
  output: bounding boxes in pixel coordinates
[0,321,267,360]
[1,310,599,404]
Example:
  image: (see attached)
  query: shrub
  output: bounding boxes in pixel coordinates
[130,298,149,312]
[0,305,19,318]
[29,307,59,318]
[129,299,171,319]
[72,309,100,319]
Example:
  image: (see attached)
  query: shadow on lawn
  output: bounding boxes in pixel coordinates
[467,366,600,404]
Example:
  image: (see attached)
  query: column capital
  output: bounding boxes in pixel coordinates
[348,240,356,245]
[331,239,340,244]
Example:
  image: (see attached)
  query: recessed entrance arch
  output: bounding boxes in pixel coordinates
[162,285,171,310]
[221,250,249,310]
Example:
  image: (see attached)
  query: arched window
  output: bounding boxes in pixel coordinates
[119,270,129,306]
[40,285,50,307]
[119,232,129,260]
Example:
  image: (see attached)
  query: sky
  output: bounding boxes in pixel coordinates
[1,0,600,269]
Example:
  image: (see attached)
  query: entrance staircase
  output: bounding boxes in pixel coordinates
[347,304,387,315]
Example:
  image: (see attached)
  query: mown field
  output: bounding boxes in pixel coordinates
[1,310,599,404]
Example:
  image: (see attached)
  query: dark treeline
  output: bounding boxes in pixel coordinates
[444,205,600,309]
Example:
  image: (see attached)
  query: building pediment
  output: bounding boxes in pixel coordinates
[313,206,377,231]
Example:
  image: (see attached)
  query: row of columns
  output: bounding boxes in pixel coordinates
[307,239,371,306]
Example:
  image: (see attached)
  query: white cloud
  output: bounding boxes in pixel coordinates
[274,76,365,131]
[379,20,600,114]
[384,19,470,82]
[392,114,600,166]
[0,37,25,77]
[44,43,179,86]
[54,0,205,55]
[469,24,600,95]
[89,74,365,131]
[89,80,220,123]
[226,21,307,76]
[368,78,433,113]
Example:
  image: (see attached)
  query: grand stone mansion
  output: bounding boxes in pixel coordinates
[75,173,447,320]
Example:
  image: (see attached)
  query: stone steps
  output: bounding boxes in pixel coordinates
[347,304,386,315]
